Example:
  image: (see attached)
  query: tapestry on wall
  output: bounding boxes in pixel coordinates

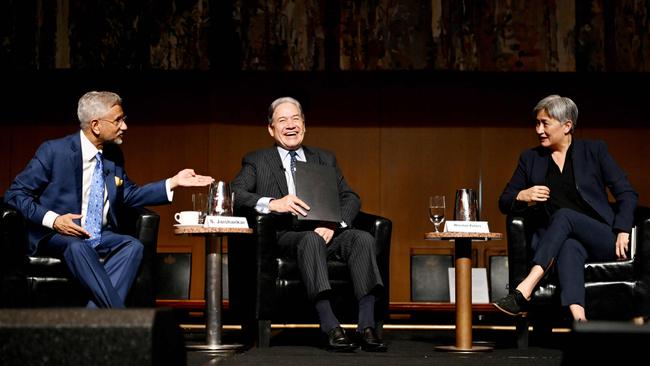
[1,0,649,71]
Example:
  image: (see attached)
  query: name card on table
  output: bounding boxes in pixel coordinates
[204,216,249,229]
[448,267,490,304]
[444,221,490,233]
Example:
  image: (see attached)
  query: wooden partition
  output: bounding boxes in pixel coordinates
[2,71,648,303]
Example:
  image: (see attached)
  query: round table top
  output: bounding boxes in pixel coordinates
[173,225,253,235]
[424,231,503,240]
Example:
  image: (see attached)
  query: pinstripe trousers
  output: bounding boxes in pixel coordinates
[277,228,384,300]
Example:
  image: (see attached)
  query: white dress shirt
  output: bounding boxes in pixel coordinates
[255,146,305,213]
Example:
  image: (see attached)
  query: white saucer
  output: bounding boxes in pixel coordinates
[173,224,201,227]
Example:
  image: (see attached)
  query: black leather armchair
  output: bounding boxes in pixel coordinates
[228,211,392,347]
[0,200,160,308]
[505,205,650,348]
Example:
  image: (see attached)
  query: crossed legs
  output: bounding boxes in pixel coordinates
[512,208,616,320]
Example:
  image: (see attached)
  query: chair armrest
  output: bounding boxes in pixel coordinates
[228,214,282,320]
[353,211,392,318]
[353,211,391,257]
[635,206,650,317]
[135,208,160,248]
[0,203,29,274]
[253,214,283,317]
[506,215,530,289]
[125,207,160,307]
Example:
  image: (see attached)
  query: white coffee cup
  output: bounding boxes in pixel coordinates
[174,211,200,225]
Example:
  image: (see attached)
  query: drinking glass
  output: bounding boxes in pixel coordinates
[429,195,446,233]
[192,192,208,224]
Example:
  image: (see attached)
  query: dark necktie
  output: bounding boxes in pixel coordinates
[289,150,298,180]
[85,152,104,248]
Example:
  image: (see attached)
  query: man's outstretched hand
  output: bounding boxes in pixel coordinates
[170,169,214,189]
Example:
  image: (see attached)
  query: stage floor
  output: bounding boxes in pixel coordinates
[185,327,566,366]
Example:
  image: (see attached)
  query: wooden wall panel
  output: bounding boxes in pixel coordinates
[306,125,382,214]
[3,125,79,194]
[480,127,539,233]
[2,71,649,303]
[2,122,649,303]
[121,122,212,299]
[381,127,483,301]
[576,128,650,196]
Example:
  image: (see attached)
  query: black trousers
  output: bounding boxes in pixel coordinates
[532,208,616,307]
[277,228,383,300]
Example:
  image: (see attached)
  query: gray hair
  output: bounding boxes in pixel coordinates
[77,91,122,129]
[533,94,578,132]
[267,97,304,124]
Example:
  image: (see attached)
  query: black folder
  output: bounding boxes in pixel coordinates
[294,161,342,223]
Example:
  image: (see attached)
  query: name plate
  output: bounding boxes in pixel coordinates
[444,221,490,233]
[448,268,490,304]
[204,216,249,229]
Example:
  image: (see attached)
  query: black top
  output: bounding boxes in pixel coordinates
[545,143,603,223]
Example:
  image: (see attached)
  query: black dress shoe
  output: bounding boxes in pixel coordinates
[356,327,388,352]
[325,326,358,352]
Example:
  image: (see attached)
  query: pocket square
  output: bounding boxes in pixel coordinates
[114,176,123,187]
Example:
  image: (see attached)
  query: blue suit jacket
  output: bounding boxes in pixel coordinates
[231,145,361,227]
[4,132,169,254]
[498,139,638,233]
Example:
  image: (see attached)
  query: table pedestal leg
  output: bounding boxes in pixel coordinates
[435,238,492,353]
[187,235,242,352]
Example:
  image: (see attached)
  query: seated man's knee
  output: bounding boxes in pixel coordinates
[350,230,376,252]
[64,239,94,256]
[126,239,144,258]
[298,231,326,251]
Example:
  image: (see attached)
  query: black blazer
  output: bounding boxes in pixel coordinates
[498,139,638,233]
[231,145,361,227]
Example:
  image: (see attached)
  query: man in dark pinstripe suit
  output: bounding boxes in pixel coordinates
[231,97,387,352]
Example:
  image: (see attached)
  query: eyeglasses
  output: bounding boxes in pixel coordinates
[98,115,127,128]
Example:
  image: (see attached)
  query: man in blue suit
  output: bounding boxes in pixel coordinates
[4,91,213,308]
[494,95,637,321]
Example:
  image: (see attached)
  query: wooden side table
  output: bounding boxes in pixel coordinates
[174,225,252,352]
[424,231,503,352]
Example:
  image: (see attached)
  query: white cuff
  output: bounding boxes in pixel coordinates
[256,197,273,214]
[165,178,174,202]
[42,211,59,229]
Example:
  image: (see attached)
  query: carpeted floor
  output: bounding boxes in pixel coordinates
[186,328,566,366]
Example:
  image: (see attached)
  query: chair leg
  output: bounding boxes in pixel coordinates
[257,319,271,348]
[516,316,529,349]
